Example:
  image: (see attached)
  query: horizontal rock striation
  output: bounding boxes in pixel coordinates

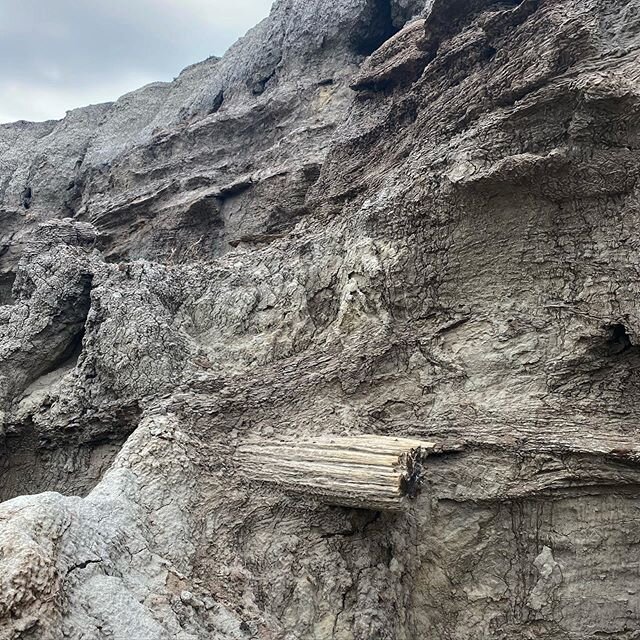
[2,0,640,638]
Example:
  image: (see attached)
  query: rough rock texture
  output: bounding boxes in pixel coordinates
[2,0,640,638]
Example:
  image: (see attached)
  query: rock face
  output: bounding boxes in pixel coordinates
[2,0,640,638]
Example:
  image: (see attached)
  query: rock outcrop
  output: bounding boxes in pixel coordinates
[2,0,640,638]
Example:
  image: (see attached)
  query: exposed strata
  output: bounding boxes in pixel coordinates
[1,0,640,638]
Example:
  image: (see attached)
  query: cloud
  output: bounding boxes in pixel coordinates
[0,73,156,124]
[0,0,274,123]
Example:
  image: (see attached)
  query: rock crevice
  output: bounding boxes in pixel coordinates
[1,0,640,638]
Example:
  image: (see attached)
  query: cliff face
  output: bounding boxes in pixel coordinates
[1,0,640,638]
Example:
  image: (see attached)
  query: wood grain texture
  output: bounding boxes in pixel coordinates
[236,435,439,510]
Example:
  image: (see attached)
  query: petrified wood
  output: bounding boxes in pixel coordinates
[236,435,440,511]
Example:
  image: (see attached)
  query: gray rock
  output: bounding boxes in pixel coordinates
[2,0,640,638]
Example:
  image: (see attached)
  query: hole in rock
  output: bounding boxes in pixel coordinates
[482,44,498,61]
[0,401,141,502]
[16,271,93,396]
[0,271,16,305]
[350,0,399,56]
[0,431,126,502]
[606,323,634,356]
[208,89,224,114]
[35,272,94,379]
[21,186,32,209]
[43,328,86,377]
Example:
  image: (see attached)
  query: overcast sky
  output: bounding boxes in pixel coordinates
[0,0,274,124]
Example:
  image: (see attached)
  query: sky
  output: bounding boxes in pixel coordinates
[0,0,274,124]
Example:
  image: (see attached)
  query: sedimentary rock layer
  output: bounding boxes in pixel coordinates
[1,0,640,638]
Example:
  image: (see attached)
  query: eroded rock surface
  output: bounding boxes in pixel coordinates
[2,0,640,638]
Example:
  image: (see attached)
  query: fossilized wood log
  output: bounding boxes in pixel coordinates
[235,435,445,511]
